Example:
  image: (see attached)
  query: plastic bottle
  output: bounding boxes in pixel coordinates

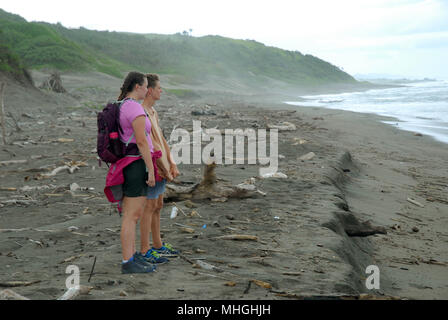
[170,206,178,219]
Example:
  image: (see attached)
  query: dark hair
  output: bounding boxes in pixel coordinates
[146,73,160,89]
[118,71,146,100]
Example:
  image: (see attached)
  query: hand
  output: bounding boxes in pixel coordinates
[146,173,155,187]
[160,166,173,182]
[166,172,174,182]
[169,163,180,179]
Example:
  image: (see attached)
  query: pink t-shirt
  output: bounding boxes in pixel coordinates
[119,99,154,153]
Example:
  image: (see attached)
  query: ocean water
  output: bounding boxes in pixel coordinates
[285,80,448,144]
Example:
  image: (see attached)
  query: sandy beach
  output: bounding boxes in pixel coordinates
[0,71,447,300]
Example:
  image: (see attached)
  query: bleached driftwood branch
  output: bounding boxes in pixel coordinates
[0,289,30,300]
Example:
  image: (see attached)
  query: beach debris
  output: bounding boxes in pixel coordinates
[188,210,202,218]
[70,183,81,192]
[59,254,84,264]
[0,187,17,191]
[236,183,256,191]
[172,202,188,216]
[119,290,129,297]
[0,199,38,206]
[226,214,235,220]
[68,226,79,232]
[170,206,178,219]
[282,272,303,276]
[0,289,30,300]
[267,122,296,131]
[0,227,54,233]
[212,221,220,227]
[414,133,423,137]
[184,200,197,208]
[211,197,228,202]
[191,110,217,116]
[251,279,272,289]
[195,248,206,253]
[36,165,79,179]
[180,227,195,234]
[40,72,67,93]
[395,212,423,222]
[193,260,223,273]
[213,234,259,241]
[392,224,401,231]
[56,138,74,143]
[0,280,41,288]
[412,227,419,233]
[165,161,259,201]
[0,159,28,166]
[29,239,43,247]
[292,138,307,145]
[224,281,237,287]
[407,197,424,208]
[417,258,447,266]
[273,293,403,300]
[19,185,56,192]
[299,152,316,161]
[57,285,93,300]
[426,196,448,205]
[88,256,97,283]
[260,172,288,179]
[243,177,257,185]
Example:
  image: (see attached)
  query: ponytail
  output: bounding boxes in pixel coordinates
[118,71,146,100]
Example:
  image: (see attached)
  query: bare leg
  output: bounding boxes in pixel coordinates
[151,195,164,249]
[121,196,146,261]
[140,198,157,254]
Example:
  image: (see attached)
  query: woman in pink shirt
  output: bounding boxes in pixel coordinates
[117,72,158,274]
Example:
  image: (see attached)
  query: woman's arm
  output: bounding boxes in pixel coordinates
[132,115,155,187]
[156,112,179,178]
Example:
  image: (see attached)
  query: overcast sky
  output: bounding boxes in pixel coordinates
[1,0,447,79]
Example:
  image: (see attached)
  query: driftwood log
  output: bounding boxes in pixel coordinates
[165,161,259,201]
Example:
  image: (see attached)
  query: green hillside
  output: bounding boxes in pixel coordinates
[0,8,357,86]
[0,9,126,77]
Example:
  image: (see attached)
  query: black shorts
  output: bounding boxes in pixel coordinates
[122,159,148,197]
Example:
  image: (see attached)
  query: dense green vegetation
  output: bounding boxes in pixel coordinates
[0,29,32,83]
[0,8,357,86]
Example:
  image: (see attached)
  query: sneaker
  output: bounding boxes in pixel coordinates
[152,242,179,257]
[121,256,157,274]
[138,249,169,264]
